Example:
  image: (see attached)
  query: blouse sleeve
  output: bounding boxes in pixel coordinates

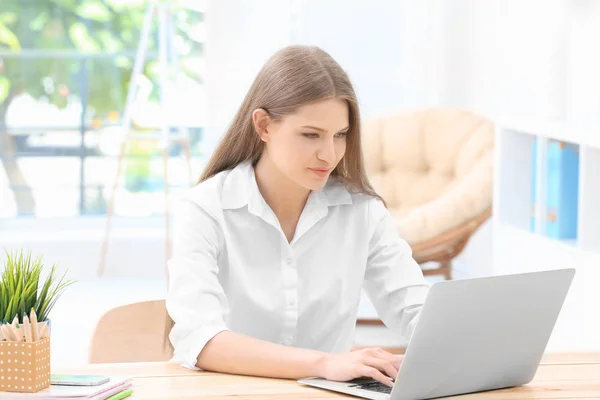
[363,198,430,344]
[165,196,231,369]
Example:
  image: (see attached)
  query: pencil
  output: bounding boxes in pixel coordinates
[9,322,19,342]
[11,315,21,342]
[105,389,133,400]
[1,323,17,341]
[39,321,49,339]
[22,315,33,342]
[14,323,23,342]
[30,308,39,342]
[1,324,10,341]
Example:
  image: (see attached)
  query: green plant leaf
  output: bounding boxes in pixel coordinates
[49,0,77,7]
[105,0,145,12]
[0,12,17,25]
[97,30,122,52]
[75,2,112,22]
[29,11,50,31]
[68,22,100,52]
[0,21,21,50]
[1,249,74,324]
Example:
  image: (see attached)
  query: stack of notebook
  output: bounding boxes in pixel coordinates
[3,377,133,400]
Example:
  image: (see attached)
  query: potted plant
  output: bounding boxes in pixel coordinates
[0,249,74,393]
[1,248,74,325]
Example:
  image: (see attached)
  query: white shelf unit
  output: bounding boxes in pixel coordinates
[493,116,600,352]
[494,116,600,255]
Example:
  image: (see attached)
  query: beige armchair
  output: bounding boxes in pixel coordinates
[362,107,494,280]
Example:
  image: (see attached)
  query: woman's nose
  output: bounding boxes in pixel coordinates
[317,139,336,163]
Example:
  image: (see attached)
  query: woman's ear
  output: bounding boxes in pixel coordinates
[252,108,271,142]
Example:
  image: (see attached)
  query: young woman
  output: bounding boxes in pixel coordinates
[165,45,429,387]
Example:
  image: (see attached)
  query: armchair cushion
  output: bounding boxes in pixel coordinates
[362,108,494,244]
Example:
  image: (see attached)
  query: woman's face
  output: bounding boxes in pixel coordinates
[255,98,349,191]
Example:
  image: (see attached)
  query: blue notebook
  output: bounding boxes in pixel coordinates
[531,139,579,239]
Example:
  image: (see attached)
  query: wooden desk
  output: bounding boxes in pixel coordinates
[54,353,600,399]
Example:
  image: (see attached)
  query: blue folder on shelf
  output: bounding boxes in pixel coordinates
[531,139,579,239]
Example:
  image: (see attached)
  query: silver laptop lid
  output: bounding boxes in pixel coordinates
[391,268,575,400]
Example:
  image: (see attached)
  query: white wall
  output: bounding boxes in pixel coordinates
[414,0,548,113]
[567,0,600,123]
[201,0,294,160]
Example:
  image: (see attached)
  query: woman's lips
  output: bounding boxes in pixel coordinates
[309,168,330,178]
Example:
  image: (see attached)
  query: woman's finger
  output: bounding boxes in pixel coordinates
[360,366,394,387]
[375,348,402,370]
[365,357,398,380]
[395,355,404,368]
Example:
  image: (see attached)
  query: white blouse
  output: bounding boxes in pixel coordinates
[166,161,430,369]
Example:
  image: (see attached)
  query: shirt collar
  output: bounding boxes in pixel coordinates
[221,161,353,210]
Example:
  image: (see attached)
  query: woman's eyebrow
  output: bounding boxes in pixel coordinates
[300,125,350,133]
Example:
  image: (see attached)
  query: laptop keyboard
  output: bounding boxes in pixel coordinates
[348,380,393,394]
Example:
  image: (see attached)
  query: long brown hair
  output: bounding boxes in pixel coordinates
[198,45,383,203]
[164,45,383,354]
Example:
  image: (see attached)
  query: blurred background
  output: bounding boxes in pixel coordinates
[2,0,600,367]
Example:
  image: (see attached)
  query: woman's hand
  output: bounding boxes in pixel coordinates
[315,348,403,387]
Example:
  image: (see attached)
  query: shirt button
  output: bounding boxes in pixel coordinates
[287,297,296,307]
[286,258,293,265]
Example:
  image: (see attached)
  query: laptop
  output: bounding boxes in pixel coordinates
[298,268,575,400]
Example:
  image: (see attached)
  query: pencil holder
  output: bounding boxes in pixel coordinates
[0,249,73,393]
[0,331,51,393]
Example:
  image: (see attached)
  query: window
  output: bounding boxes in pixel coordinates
[0,0,205,218]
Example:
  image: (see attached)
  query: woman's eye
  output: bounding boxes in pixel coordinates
[303,133,319,139]
[302,132,348,139]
